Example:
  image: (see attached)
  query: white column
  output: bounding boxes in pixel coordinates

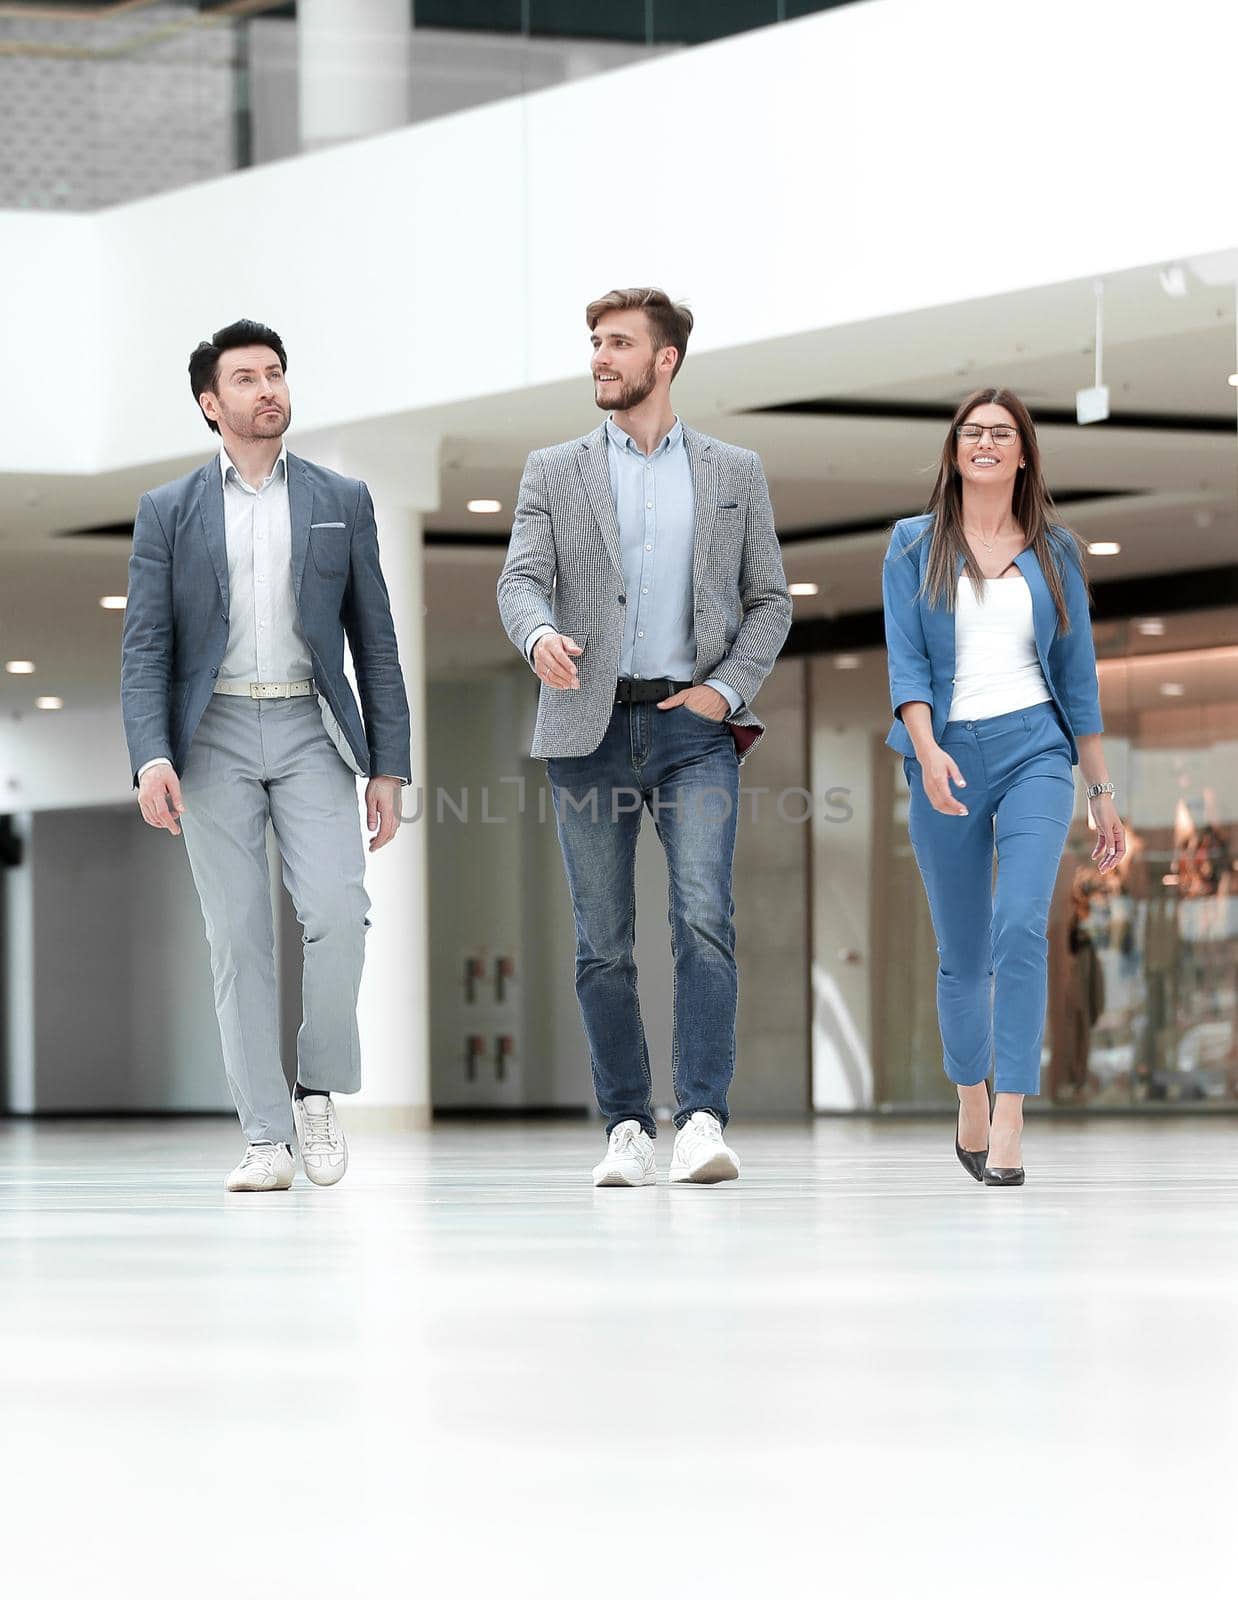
[298,0,412,153]
[323,431,439,1128]
[353,498,430,1127]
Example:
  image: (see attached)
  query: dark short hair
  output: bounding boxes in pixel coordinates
[188,319,287,433]
[585,287,693,382]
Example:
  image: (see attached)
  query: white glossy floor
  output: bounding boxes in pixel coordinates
[3,1115,1236,1597]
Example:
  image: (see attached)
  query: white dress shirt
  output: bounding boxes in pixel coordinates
[139,445,312,780]
[217,442,312,685]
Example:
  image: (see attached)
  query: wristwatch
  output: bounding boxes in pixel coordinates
[1085,781,1116,800]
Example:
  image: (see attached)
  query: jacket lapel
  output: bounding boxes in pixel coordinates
[685,426,716,597]
[576,424,623,578]
[195,459,229,606]
[287,452,312,598]
[1013,547,1055,650]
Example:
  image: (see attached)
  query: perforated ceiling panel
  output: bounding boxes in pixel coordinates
[0,5,237,210]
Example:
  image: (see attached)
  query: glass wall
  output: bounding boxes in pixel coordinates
[878,610,1238,1110]
[416,1,852,44]
[0,0,857,211]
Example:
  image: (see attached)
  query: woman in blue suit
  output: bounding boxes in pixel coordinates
[882,389,1126,1186]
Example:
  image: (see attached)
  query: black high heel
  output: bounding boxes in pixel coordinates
[984,1092,1025,1184]
[983,1165,1026,1187]
[955,1106,987,1183]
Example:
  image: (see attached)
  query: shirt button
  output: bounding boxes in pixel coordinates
[637,630,644,638]
[646,501,653,510]
[645,543,652,551]
[642,587,649,595]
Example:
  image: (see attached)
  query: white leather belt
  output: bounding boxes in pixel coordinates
[213,678,314,700]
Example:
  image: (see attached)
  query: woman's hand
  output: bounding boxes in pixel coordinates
[1091,794,1126,874]
[916,744,969,817]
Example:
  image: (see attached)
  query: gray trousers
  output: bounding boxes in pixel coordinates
[179,695,370,1144]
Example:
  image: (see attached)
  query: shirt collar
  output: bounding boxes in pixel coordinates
[219,440,288,489]
[605,415,683,459]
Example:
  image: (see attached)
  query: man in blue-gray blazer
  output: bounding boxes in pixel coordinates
[121,319,409,1193]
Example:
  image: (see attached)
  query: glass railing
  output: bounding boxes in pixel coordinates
[0,0,858,211]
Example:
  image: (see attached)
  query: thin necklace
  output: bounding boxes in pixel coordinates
[967,522,1008,553]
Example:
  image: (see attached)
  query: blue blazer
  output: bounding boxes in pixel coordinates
[882,514,1103,764]
[121,451,410,785]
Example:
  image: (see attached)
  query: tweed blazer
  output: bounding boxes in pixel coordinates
[497,422,792,762]
[121,451,410,785]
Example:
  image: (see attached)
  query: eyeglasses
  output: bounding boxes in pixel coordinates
[957,424,1020,444]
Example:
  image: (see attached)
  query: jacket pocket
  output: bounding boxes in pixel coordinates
[309,529,349,577]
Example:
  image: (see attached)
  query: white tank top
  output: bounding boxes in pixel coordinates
[947,571,1052,722]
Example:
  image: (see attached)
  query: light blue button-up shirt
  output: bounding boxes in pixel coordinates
[605,417,739,711]
[525,418,739,714]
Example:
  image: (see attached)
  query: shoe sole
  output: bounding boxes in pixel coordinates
[669,1152,740,1184]
[593,1169,656,1187]
[301,1157,347,1187]
[225,1175,293,1192]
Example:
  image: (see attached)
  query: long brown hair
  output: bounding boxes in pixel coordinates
[913,388,1088,633]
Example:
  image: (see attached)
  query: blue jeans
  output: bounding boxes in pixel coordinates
[547,702,741,1136]
[904,702,1075,1096]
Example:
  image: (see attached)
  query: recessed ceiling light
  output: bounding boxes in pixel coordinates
[1136,619,1165,636]
[36,696,63,711]
[99,595,127,610]
[1160,683,1186,697]
[788,582,819,596]
[835,654,861,670]
[466,499,503,515]
[5,660,35,675]
[1088,541,1121,556]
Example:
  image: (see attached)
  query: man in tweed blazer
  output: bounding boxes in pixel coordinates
[498,288,791,1187]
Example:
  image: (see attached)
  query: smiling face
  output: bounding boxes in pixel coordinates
[198,344,291,441]
[589,309,678,413]
[954,402,1025,490]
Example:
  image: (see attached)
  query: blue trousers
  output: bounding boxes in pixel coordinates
[903,702,1075,1095]
[547,702,740,1137]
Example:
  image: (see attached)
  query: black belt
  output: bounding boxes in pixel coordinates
[615,676,692,705]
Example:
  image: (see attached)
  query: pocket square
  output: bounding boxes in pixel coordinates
[311,521,346,529]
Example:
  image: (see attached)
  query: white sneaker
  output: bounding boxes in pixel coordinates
[592,1120,657,1187]
[669,1111,740,1184]
[226,1142,295,1193]
[293,1094,348,1187]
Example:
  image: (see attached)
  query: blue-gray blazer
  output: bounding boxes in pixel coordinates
[120,452,410,785]
[881,514,1103,764]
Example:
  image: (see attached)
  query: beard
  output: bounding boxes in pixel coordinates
[218,400,291,440]
[594,357,658,413]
